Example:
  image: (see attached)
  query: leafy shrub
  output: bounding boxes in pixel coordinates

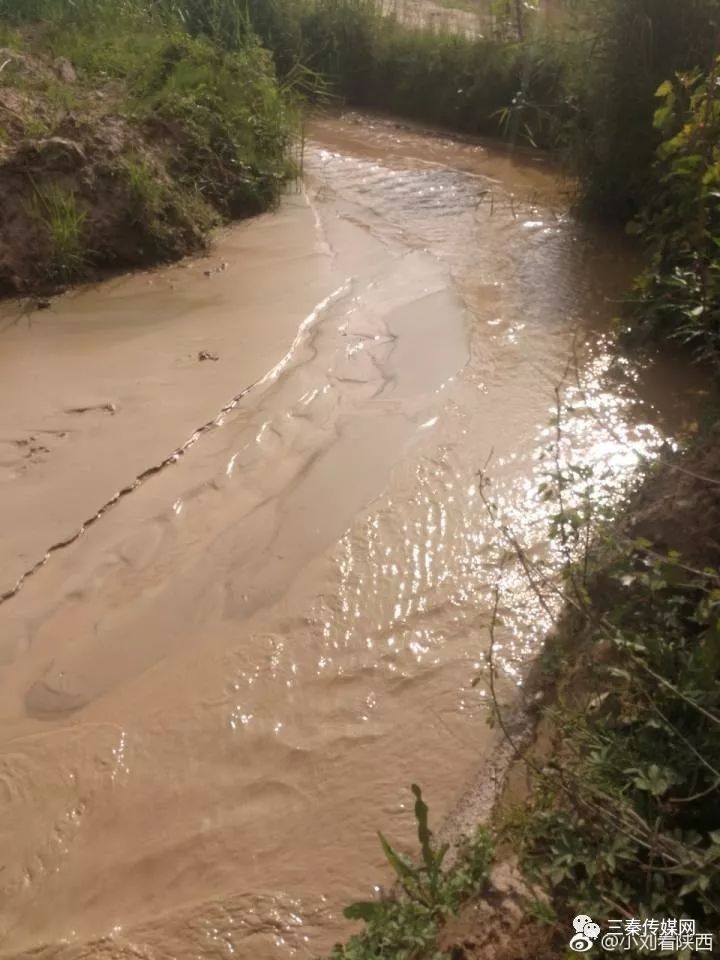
[627,60,720,361]
[513,543,720,940]
[330,785,493,960]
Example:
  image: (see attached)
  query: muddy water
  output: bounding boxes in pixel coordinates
[0,113,697,959]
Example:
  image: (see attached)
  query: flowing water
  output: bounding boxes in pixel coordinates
[0,112,698,959]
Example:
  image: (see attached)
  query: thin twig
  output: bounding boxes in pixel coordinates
[487,584,525,760]
[632,655,720,728]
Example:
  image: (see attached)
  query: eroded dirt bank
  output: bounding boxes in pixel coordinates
[0,113,701,959]
[0,32,294,294]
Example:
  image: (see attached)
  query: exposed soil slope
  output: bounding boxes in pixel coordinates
[0,32,294,294]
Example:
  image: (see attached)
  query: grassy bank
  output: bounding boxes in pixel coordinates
[0,0,298,291]
[170,0,720,221]
[506,465,720,955]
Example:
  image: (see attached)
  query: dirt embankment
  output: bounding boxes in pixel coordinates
[0,36,294,296]
[0,49,194,293]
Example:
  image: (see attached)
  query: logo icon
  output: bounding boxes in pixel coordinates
[569,915,601,953]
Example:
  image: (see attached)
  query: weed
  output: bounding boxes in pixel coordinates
[0,23,23,49]
[29,182,87,281]
[330,785,493,960]
[40,77,79,112]
[123,156,164,211]
[22,115,50,139]
[116,153,217,259]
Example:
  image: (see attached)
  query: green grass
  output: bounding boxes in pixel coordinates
[115,152,217,260]
[0,1,179,80]
[0,22,24,48]
[29,182,87,281]
[130,32,298,217]
[123,156,164,210]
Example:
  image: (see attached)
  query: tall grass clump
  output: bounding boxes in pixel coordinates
[29,183,87,281]
[131,32,298,217]
[297,0,554,137]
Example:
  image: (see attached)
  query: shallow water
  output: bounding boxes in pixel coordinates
[0,112,699,959]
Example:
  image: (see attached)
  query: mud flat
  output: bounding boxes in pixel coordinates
[0,196,334,590]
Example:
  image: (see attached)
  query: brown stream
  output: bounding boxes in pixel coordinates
[0,112,699,959]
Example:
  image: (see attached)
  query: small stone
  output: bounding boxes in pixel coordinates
[198,350,219,362]
[54,57,77,84]
[36,298,51,310]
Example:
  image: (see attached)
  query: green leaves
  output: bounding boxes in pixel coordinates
[626,763,681,797]
[375,785,474,914]
[331,789,493,960]
[629,55,720,362]
[343,901,383,923]
[333,899,438,960]
[412,783,450,901]
[515,535,720,938]
[378,831,425,902]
